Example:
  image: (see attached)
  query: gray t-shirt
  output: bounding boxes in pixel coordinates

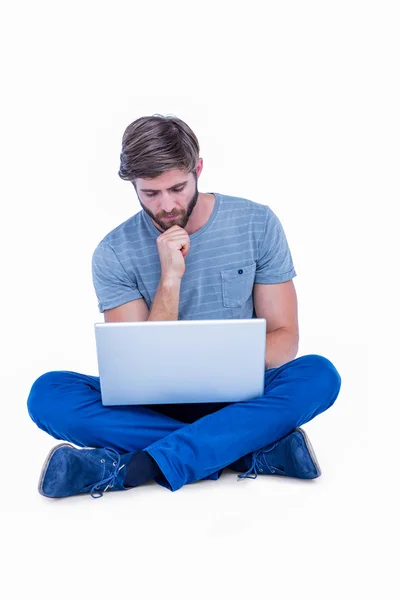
[92,192,297,319]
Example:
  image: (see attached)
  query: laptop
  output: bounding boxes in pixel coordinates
[94,318,267,406]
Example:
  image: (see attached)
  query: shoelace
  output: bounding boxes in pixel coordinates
[237,442,286,479]
[90,447,127,499]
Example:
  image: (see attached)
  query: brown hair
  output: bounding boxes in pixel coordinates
[118,114,200,183]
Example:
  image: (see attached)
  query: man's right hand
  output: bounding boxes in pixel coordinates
[156,225,191,282]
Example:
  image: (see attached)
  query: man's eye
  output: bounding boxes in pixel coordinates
[146,187,184,198]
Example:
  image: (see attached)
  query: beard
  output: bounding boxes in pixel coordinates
[138,177,199,232]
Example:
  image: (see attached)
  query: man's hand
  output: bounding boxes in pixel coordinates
[156,225,191,282]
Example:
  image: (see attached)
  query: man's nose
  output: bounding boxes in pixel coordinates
[159,197,177,213]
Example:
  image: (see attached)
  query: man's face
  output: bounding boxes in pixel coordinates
[134,169,200,232]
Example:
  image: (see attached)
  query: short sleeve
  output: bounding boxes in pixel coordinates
[255,207,297,284]
[91,240,143,313]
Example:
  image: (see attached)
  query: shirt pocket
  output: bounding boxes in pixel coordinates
[221,262,257,308]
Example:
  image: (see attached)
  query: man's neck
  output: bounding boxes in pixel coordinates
[185,193,215,235]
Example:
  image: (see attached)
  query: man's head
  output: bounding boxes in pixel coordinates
[118,114,203,232]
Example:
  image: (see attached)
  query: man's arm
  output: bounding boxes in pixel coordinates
[104,277,181,323]
[253,280,299,369]
[264,327,299,369]
[147,277,181,321]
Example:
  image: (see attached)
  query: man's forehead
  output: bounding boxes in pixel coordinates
[137,169,191,190]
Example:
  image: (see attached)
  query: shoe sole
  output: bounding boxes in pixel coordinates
[294,427,322,477]
[38,442,75,497]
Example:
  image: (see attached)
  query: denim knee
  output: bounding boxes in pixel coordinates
[27,371,65,426]
[300,354,342,409]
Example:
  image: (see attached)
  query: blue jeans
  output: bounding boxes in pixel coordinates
[27,354,341,491]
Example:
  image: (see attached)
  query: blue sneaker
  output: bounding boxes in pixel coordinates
[237,428,321,480]
[38,443,134,499]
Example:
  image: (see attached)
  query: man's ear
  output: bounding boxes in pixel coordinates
[196,157,204,178]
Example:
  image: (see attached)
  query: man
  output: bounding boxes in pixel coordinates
[27,114,342,499]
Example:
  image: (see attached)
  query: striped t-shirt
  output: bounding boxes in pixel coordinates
[91,192,297,320]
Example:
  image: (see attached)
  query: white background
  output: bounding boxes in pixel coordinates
[0,1,396,598]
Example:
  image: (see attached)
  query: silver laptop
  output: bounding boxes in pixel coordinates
[94,319,267,406]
